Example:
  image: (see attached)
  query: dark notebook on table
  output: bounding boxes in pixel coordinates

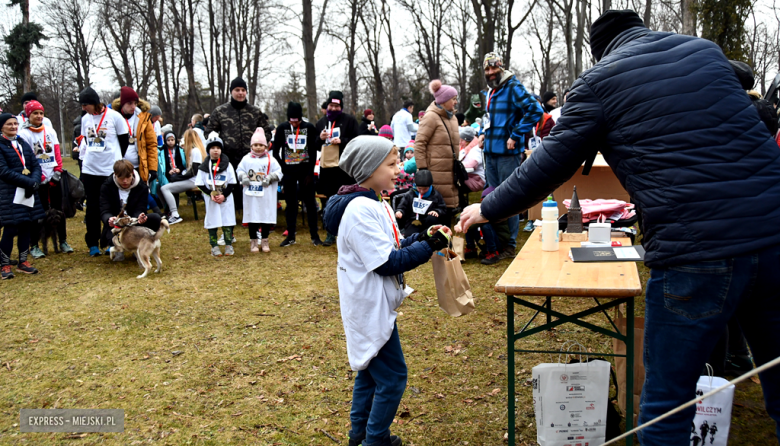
[570,245,646,262]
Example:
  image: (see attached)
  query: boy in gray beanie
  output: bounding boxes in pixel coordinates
[322,135,451,446]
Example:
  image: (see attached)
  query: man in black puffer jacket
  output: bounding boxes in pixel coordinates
[460,10,780,444]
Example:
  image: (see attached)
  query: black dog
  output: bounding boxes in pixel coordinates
[40,208,64,255]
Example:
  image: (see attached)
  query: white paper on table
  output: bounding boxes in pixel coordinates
[13,187,34,207]
[613,246,640,259]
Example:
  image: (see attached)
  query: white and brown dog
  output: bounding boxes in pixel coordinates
[110,210,170,279]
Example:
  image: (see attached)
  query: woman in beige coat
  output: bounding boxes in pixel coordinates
[414,80,460,209]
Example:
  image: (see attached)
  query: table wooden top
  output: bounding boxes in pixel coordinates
[495,228,642,298]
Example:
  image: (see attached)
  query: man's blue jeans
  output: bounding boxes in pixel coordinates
[485,153,523,249]
[349,323,407,446]
[638,246,780,444]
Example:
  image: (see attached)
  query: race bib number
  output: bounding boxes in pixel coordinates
[211,173,227,187]
[286,133,307,151]
[38,155,57,168]
[245,181,264,197]
[87,127,107,152]
[325,127,340,145]
[528,135,542,151]
[413,197,432,215]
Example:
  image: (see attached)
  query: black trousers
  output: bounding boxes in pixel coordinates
[282,168,319,238]
[248,223,271,240]
[81,173,110,248]
[0,224,31,264]
[31,182,67,246]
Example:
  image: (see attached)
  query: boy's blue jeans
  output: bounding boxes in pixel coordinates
[485,153,522,249]
[349,323,407,446]
[466,223,499,253]
[638,245,780,445]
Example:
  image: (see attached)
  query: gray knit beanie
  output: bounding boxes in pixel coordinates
[339,136,396,184]
[150,105,162,117]
[459,126,476,142]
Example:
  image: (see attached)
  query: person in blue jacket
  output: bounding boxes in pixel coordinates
[459,9,780,445]
[0,113,44,278]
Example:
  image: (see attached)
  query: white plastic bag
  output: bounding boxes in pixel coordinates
[690,372,734,446]
[533,352,611,446]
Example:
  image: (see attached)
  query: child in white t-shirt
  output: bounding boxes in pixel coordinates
[322,135,451,446]
[194,137,237,257]
[236,128,282,253]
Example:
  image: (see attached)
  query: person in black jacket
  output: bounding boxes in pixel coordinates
[100,160,162,261]
[272,102,322,247]
[316,90,360,246]
[459,10,780,444]
[393,169,447,237]
[359,109,379,136]
[0,113,44,278]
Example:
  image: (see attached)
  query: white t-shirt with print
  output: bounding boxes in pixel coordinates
[81,108,129,177]
[182,146,203,176]
[337,196,407,371]
[194,161,237,229]
[124,108,140,168]
[18,124,59,182]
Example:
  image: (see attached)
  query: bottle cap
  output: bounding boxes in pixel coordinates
[543,196,557,207]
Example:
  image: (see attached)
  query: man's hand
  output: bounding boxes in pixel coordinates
[331,137,342,145]
[507,138,516,151]
[320,129,328,140]
[457,203,488,233]
[138,213,148,224]
[108,216,116,226]
[428,211,439,217]
[395,211,403,219]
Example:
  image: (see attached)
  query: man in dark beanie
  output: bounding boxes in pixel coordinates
[459,9,780,444]
[272,102,322,247]
[541,91,557,113]
[206,77,274,212]
[315,90,360,246]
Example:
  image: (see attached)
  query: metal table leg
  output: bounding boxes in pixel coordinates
[625,298,635,446]
[507,295,516,446]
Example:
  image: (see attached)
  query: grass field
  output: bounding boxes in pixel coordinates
[0,158,775,445]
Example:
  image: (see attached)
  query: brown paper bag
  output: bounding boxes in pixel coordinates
[452,236,465,262]
[321,144,340,168]
[612,304,645,425]
[431,248,475,316]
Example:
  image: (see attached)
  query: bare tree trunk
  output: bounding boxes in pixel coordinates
[380,0,398,113]
[682,0,697,36]
[602,0,610,12]
[22,0,31,92]
[644,0,652,27]
[505,0,537,68]
[302,0,329,121]
[574,0,587,76]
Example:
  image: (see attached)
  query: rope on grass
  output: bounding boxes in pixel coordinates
[600,354,780,446]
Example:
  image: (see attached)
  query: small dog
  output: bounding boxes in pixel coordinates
[110,214,170,279]
[40,208,64,255]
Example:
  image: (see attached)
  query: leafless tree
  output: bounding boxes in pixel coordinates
[41,0,97,91]
[398,0,452,81]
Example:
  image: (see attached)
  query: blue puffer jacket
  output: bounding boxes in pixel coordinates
[481,27,780,268]
[0,136,45,226]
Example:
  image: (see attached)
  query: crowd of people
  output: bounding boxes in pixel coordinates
[2,8,780,446]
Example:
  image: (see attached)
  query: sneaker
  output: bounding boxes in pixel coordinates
[16,261,39,274]
[59,242,74,253]
[280,236,296,247]
[311,236,323,246]
[211,246,223,257]
[261,239,270,253]
[30,245,45,259]
[224,245,235,256]
[322,233,336,246]
[168,215,183,225]
[725,354,754,375]
[89,246,102,257]
[464,247,478,259]
[498,246,516,260]
[250,239,259,253]
[481,251,501,265]
[1,265,14,280]
[217,235,236,246]
[523,220,535,232]
[104,248,112,255]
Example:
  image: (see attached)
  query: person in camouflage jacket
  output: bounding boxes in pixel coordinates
[205,77,274,168]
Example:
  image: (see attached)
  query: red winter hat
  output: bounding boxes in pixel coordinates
[119,86,140,110]
[363,109,373,117]
[24,100,44,117]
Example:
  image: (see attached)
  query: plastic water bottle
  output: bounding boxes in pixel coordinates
[541,196,559,252]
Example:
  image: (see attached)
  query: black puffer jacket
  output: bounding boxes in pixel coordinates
[0,136,44,226]
[481,27,780,268]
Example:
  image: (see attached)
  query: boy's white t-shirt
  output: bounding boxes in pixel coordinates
[337,196,407,371]
[81,108,128,177]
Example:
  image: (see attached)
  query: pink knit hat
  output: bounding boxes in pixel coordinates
[429,80,457,104]
[250,128,267,146]
[378,125,394,140]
